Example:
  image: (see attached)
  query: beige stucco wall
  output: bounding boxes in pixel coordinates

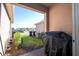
[49,3,72,34]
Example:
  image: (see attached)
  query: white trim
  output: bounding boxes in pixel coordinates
[72,3,79,56]
[72,3,76,56]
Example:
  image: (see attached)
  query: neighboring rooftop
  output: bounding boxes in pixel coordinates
[35,20,44,25]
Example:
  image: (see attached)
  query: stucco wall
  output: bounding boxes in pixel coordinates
[49,4,72,34]
[1,4,11,53]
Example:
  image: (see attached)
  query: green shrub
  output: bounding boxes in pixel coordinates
[21,36,44,48]
[14,32,44,49]
[14,32,21,47]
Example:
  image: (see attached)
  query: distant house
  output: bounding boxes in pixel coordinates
[35,20,44,37]
[24,29,29,36]
[24,28,36,36]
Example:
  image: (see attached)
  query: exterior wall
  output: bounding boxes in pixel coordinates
[35,21,44,36]
[0,4,2,55]
[49,4,72,34]
[1,4,11,53]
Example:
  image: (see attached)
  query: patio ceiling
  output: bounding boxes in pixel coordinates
[15,3,49,13]
[41,3,54,8]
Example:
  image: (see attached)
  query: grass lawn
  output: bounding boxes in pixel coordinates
[14,32,44,49]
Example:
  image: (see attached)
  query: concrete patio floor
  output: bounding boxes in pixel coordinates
[19,47,46,56]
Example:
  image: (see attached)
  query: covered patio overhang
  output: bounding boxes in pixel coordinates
[4,3,51,32]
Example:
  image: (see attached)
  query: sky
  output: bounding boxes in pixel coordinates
[12,6,44,29]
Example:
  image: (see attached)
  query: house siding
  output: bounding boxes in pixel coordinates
[35,21,44,36]
[0,4,2,55]
[1,4,11,54]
